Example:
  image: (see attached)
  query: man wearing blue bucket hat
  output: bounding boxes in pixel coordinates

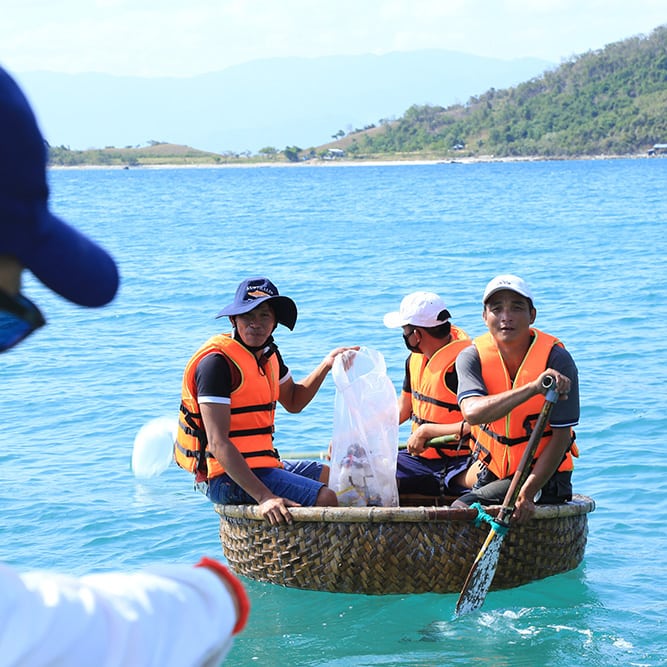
[176,276,357,525]
[1,66,249,665]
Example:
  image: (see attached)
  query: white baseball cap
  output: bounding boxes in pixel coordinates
[482,274,534,304]
[383,291,450,328]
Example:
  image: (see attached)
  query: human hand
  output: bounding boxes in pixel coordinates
[406,428,428,455]
[258,496,300,525]
[323,346,360,370]
[512,493,536,523]
[537,369,570,400]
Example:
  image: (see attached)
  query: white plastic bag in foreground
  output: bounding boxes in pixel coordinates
[329,347,399,507]
[131,416,177,478]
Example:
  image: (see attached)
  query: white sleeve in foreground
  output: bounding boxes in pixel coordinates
[0,562,238,667]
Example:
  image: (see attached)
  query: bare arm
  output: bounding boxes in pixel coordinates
[459,369,571,425]
[15,560,248,665]
[406,420,469,455]
[398,390,412,424]
[513,427,573,522]
[200,402,297,524]
[460,382,538,425]
[279,346,359,413]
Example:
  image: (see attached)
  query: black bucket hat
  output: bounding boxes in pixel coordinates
[216,277,297,330]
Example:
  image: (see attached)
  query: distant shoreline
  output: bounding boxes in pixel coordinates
[49,153,654,170]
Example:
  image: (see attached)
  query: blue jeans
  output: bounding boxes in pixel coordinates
[396,451,471,495]
[207,459,325,506]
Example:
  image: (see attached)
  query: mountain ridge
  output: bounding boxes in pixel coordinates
[15,50,552,153]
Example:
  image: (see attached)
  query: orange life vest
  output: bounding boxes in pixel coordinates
[409,325,471,459]
[174,333,282,480]
[470,329,577,479]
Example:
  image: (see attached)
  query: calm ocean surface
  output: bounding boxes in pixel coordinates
[2,159,666,666]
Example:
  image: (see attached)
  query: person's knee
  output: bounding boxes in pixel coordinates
[315,486,338,506]
[460,460,483,489]
[451,492,476,508]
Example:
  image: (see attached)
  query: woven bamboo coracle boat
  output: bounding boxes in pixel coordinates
[214,494,595,595]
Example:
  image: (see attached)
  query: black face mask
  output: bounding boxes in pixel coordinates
[402,331,421,353]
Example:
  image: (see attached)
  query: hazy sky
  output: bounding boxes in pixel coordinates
[2,0,665,77]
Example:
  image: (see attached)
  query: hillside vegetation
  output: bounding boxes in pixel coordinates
[48,142,233,167]
[48,25,667,166]
[342,25,667,159]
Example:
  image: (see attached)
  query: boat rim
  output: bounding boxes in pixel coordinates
[214,493,595,524]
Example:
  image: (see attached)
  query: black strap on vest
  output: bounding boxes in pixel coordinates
[179,401,208,473]
[476,420,554,447]
[177,439,280,463]
[179,401,278,469]
[411,390,459,412]
[228,425,275,438]
[230,401,276,415]
[204,448,280,461]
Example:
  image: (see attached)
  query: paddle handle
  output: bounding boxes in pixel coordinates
[398,433,459,451]
[426,434,459,447]
[497,375,559,523]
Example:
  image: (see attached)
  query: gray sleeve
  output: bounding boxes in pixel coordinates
[548,346,580,427]
[455,343,580,428]
[455,345,486,402]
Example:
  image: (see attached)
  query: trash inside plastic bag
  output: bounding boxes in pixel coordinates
[329,347,399,507]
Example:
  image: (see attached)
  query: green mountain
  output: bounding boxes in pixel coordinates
[48,142,231,167]
[48,25,667,166]
[339,25,667,159]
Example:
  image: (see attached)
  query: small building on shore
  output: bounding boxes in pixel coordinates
[648,143,667,156]
[323,148,345,159]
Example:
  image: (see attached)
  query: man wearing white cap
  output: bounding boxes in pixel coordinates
[384,291,480,497]
[1,66,248,665]
[454,274,579,522]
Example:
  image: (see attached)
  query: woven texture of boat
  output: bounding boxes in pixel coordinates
[214,494,595,595]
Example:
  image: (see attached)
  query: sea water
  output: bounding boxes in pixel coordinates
[1,159,665,666]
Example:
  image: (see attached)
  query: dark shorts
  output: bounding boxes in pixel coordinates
[207,459,326,506]
[396,451,472,496]
[456,467,573,507]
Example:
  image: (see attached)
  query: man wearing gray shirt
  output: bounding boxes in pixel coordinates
[453,275,579,522]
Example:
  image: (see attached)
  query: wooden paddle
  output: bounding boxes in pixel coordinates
[455,375,559,616]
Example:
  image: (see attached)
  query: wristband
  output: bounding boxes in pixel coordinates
[196,557,250,634]
[459,420,467,439]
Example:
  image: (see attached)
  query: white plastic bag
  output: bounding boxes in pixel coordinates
[131,416,177,478]
[329,347,399,507]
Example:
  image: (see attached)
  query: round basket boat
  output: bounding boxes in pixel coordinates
[214,494,595,595]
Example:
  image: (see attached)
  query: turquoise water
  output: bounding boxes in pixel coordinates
[1,159,665,666]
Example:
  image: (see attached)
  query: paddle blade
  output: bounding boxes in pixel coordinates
[131,416,177,478]
[455,528,505,616]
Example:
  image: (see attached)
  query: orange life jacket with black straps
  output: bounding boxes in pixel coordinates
[469,328,578,479]
[174,333,282,481]
[409,324,471,459]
